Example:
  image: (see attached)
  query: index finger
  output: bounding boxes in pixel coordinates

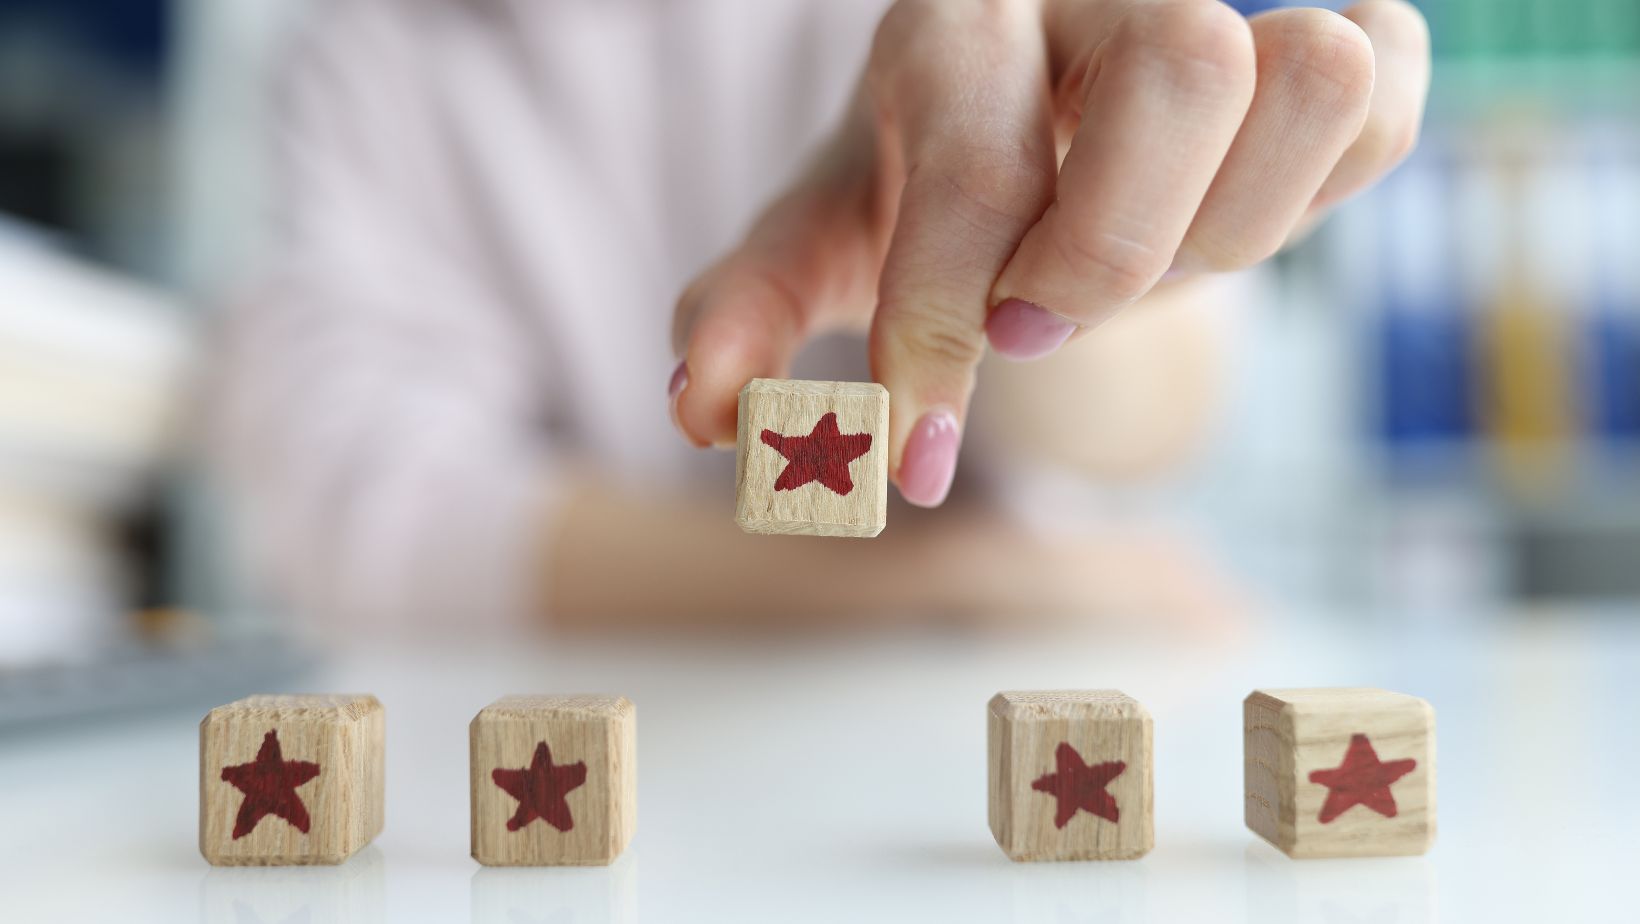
[866,0,1059,504]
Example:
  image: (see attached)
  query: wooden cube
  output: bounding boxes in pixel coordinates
[470,695,636,866]
[1244,687,1436,858]
[734,378,889,537]
[199,694,384,866]
[988,690,1154,861]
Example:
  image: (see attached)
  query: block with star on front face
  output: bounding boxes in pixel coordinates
[988,690,1153,861]
[199,694,385,866]
[1244,687,1436,858]
[735,378,889,538]
[470,695,636,866]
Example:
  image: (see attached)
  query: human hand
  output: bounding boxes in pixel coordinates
[670,0,1428,506]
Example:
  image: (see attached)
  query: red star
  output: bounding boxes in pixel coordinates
[220,729,321,839]
[491,741,588,832]
[760,412,873,496]
[1308,733,1417,824]
[1030,742,1127,828]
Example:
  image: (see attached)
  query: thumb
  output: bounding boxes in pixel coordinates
[671,128,881,448]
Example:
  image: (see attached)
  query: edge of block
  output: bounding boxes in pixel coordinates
[474,695,635,723]
[989,690,1148,721]
[202,694,382,726]
[1242,690,1297,855]
[734,514,884,538]
[738,378,888,401]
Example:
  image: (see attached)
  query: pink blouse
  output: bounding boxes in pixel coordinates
[213,0,891,629]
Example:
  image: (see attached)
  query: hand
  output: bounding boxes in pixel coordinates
[670,0,1429,506]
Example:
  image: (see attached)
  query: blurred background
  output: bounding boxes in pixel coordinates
[1,0,1638,725]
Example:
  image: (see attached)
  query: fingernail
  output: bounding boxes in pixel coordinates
[898,409,960,507]
[667,360,689,429]
[667,360,689,400]
[985,299,1077,361]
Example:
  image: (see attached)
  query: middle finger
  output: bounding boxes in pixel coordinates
[990,0,1256,329]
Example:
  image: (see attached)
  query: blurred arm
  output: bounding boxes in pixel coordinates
[544,474,1245,636]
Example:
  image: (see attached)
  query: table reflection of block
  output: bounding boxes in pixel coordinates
[470,861,638,924]
[198,844,385,924]
[1242,842,1437,923]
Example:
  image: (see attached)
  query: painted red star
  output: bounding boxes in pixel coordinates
[220,729,321,839]
[491,741,588,832]
[760,412,873,496]
[1308,733,1417,824]
[1030,742,1127,828]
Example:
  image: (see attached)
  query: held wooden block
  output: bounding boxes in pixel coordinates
[988,691,1154,861]
[470,695,636,866]
[734,378,889,537]
[199,694,384,866]
[1244,687,1436,858]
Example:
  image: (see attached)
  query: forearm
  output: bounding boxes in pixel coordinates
[540,467,1246,636]
[541,472,952,633]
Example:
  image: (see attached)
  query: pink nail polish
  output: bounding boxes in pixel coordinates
[667,360,689,433]
[986,298,1077,361]
[667,360,689,400]
[898,409,960,507]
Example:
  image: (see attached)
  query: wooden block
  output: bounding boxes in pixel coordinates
[734,378,889,537]
[199,694,384,866]
[1244,687,1436,858]
[988,690,1154,861]
[470,695,636,866]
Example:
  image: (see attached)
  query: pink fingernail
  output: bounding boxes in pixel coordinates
[898,409,960,507]
[986,298,1077,361]
[667,360,689,429]
[667,360,689,400]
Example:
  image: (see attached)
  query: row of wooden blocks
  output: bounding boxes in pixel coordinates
[200,687,1434,866]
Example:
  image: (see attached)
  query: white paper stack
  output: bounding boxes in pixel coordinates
[0,226,196,665]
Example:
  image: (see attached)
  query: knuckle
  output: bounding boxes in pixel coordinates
[913,152,1053,242]
[874,0,975,69]
[882,301,987,370]
[1257,10,1376,112]
[1185,229,1281,274]
[686,261,808,354]
[1117,0,1255,85]
[878,0,1026,44]
[725,265,809,334]
[1052,225,1163,304]
[871,1,925,67]
[871,0,1035,100]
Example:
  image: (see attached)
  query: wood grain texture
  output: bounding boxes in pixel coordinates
[734,378,888,537]
[988,690,1153,861]
[1243,687,1436,858]
[199,694,384,866]
[470,695,636,866]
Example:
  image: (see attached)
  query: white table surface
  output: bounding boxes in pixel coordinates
[2,610,1636,923]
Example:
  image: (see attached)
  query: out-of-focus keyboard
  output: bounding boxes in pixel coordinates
[0,632,314,731]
